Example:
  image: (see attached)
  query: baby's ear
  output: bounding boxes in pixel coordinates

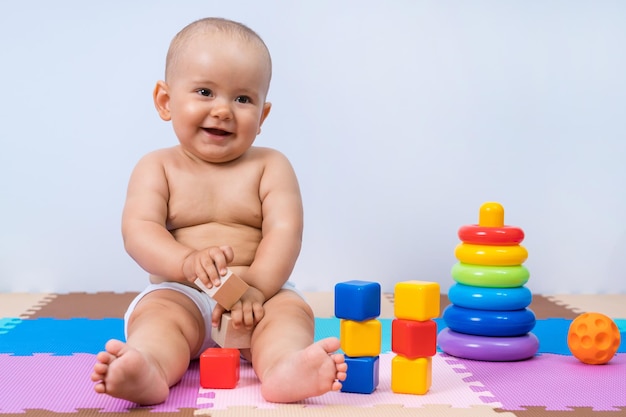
[257,102,272,134]
[153,80,172,121]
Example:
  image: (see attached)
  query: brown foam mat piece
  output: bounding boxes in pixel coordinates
[0,293,57,318]
[7,292,586,320]
[26,292,140,319]
[195,404,518,417]
[511,407,626,416]
[545,295,626,319]
[528,295,581,319]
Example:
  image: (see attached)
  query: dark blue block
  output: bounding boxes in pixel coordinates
[341,355,379,394]
[334,280,381,321]
[443,305,536,337]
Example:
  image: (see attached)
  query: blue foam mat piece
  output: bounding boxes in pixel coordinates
[315,318,625,356]
[0,317,623,356]
[0,318,22,335]
[0,318,124,356]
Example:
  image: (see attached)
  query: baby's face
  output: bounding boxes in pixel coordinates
[165,33,271,163]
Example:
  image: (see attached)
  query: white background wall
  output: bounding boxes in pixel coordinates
[1,1,625,294]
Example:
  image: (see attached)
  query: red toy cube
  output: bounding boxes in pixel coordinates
[200,348,240,389]
[392,319,437,359]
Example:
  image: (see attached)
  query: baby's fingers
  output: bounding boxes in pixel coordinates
[198,248,230,287]
[219,245,235,264]
[252,302,265,325]
[211,304,226,328]
[229,303,244,329]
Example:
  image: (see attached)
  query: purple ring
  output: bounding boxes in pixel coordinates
[438,328,539,361]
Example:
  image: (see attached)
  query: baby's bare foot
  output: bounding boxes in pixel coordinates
[91,339,169,405]
[260,337,347,403]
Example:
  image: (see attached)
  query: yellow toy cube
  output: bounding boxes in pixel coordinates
[340,319,381,357]
[394,281,440,321]
[391,355,432,395]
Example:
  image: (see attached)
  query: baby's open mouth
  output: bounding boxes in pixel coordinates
[204,128,230,136]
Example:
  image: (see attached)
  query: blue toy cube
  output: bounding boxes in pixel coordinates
[341,356,379,394]
[334,280,381,321]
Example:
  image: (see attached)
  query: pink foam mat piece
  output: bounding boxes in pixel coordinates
[0,354,203,412]
[200,352,500,409]
[0,353,497,412]
[442,353,626,411]
[8,352,621,412]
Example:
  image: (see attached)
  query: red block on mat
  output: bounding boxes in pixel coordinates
[392,319,437,358]
[200,348,240,389]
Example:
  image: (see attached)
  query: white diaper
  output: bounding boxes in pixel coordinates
[124,280,304,358]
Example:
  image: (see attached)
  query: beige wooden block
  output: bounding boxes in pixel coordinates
[211,312,252,349]
[195,269,249,310]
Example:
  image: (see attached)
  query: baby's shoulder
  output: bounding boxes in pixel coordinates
[135,146,185,168]
[246,146,292,166]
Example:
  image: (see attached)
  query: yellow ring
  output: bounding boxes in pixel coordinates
[455,243,528,266]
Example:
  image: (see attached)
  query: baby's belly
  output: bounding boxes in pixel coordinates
[150,222,261,285]
[166,219,261,269]
[172,222,261,264]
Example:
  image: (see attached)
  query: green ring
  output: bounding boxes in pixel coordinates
[451,262,530,288]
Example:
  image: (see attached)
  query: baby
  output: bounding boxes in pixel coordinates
[91,17,346,405]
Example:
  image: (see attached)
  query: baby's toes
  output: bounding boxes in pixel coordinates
[92,362,108,376]
[332,353,345,363]
[96,350,114,365]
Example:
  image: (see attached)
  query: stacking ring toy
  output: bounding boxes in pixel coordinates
[448,283,532,311]
[476,202,505,227]
[458,201,526,246]
[455,243,528,266]
[458,225,524,246]
[438,328,539,361]
[443,305,536,337]
[451,262,529,288]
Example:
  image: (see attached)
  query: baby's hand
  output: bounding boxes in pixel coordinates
[183,245,234,288]
[212,286,265,330]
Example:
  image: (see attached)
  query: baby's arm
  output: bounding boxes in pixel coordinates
[211,150,303,329]
[122,151,232,283]
[244,150,304,299]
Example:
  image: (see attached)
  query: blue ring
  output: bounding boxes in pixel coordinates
[448,284,532,311]
[443,305,536,337]
[438,328,539,361]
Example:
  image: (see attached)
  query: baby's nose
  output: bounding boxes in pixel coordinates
[210,99,233,119]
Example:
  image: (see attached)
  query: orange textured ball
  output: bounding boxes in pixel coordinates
[567,312,621,365]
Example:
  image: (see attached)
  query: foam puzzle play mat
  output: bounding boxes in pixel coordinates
[0,290,624,417]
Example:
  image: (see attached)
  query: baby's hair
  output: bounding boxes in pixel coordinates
[165,17,272,82]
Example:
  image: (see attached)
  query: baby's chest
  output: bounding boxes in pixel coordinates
[166,174,263,227]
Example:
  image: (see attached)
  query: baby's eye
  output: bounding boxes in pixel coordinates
[197,89,213,97]
[235,96,252,104]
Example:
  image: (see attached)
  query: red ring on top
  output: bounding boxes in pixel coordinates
[458,224,524,246]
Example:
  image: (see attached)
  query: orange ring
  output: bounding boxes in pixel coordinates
[458,225,524,246]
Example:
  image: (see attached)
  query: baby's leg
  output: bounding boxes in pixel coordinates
[91,289,205,405]
[251,291,347,403]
